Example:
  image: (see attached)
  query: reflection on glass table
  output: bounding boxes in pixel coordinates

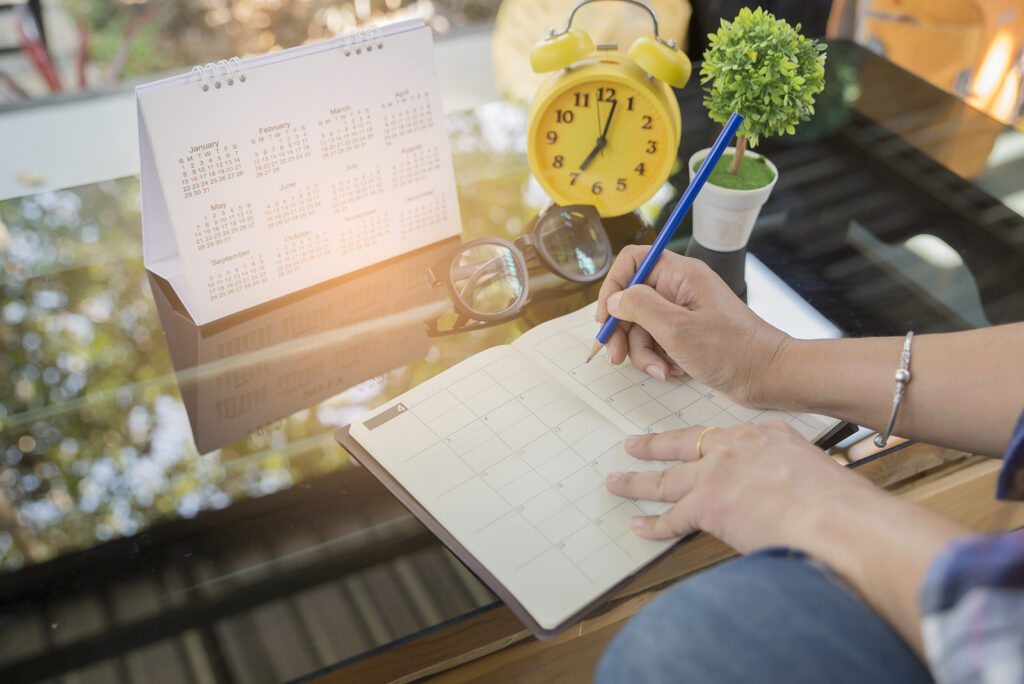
[0,38,1022,684]
[150,240,452,454]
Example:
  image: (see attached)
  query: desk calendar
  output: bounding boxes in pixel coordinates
[137,19,461,325]
[337,301,845,639]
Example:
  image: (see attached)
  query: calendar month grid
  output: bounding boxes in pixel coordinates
[273,230,331,278]
[179,143,244,199]
[369,346,674,602]
[251,123,312,178]
[193,201,255,252]
[330,166,384,214]
[381,90,434,143]
[399,192,448,239]
[265,183,321,229]
[340,210,390,255]
[392,144,441,188]
[318,105,374,158]
[207,252,268,302]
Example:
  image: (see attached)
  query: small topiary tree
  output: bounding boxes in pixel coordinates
[700,7,826,176]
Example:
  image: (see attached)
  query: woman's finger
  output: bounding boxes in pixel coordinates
[596,245,652,322]
[624,324,667,380]
[629,498,701,540]
[625,425,718,462]
[603,325,631,365]
[605,465,697,502]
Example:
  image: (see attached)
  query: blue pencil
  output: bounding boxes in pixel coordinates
[586,111,744,362]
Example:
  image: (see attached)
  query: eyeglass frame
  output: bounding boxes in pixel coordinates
[425,204,613,324]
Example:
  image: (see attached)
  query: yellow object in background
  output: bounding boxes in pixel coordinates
[524,0,689,217]
[492,0,692,102]
[527,50,683,217]
[829,0,1024,179]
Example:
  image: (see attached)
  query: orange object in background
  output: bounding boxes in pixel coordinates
[832,0,1024,126]
[829,0,1023,179]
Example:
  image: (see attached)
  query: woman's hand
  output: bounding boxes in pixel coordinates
[606,421,882,553]
[595,247,790,408]
[607,421,970,658]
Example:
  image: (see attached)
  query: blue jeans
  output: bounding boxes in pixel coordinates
[596,548,933,684]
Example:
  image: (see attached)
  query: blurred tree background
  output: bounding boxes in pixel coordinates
[66,0,501,84]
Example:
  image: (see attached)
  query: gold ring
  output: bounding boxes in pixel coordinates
[695,426,716,460]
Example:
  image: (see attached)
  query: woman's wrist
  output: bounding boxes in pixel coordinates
[751,334,810,411]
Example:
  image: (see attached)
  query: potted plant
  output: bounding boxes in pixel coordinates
[684,7,826,299]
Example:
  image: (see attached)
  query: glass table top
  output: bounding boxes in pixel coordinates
[1,39,1022,683]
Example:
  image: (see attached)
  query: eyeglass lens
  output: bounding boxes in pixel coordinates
[537,208,608,279]
[450,244,525,316]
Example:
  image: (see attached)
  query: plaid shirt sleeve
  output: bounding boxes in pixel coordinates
[919,409,1024,684]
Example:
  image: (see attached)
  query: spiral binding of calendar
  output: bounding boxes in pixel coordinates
[342,24,384,57]
[191,56,246,92]
[190,25,386,91]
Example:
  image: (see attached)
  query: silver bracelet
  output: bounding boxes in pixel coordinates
[874,331,914,448]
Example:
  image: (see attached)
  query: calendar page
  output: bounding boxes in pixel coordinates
[137,19,461,325]
[346,301,842,637]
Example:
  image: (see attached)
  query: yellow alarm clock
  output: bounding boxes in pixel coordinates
[527,0,691,217]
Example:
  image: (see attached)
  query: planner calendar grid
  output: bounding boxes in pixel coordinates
[399,193,448,239]
[318,106,374,158]
[265,183,321,229]
[382,90,434,143]
[251,124,312,178]
[179,143,243,200]
[525,316,827,441]
[273,230,331,278]
[194,202,255,252]
[330,167,384,214]
[386,349,673,591]
[392,145,441,188]
[340,210,389,254]
[207,253,268,302]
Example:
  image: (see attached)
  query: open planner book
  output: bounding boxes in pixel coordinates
[337,300,844,639]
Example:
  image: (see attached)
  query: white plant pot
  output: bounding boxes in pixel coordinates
[689,147,779,253]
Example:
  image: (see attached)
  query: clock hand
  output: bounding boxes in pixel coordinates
[579,137,606,171]
[579,99,617,171]
[599,98,617,140]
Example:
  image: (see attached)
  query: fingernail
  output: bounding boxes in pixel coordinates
[646,365,666,382]
[625,435,640,450]
[630,516,645,529]
[606,472,621,484]
[607,292,621,315]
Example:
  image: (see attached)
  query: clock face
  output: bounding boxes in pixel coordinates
[530,77,675,216]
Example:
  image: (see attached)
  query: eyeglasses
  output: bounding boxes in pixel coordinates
[427,204,612,334]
